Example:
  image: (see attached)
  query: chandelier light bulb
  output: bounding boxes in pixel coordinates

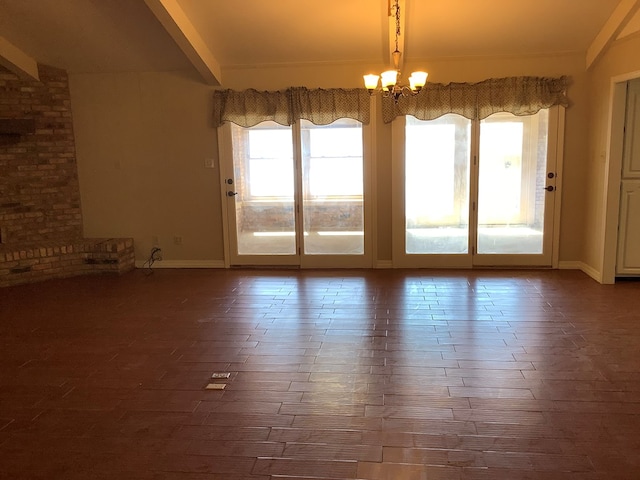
[409,71,428,91]
[363,74,380,91]
[381,70,398,91]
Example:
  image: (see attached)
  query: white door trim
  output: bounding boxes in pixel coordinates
[602,70,640,284]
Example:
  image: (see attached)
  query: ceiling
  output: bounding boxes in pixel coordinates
[0,0,638,85]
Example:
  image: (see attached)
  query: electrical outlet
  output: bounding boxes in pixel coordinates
[173,236,182,246]
[204,157,215,168]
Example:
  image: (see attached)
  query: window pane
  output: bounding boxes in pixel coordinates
[310,128,363,157]
[248,128,294,197]
[249,158,294,197]
[309,157,363,197]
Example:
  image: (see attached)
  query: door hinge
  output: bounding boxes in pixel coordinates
[472,201,476,211]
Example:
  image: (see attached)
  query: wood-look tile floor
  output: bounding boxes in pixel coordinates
[1,268,639,479]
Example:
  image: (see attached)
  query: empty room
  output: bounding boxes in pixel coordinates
[1,1,640,479]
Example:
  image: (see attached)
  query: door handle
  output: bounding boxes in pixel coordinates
[543,185,555,192]
[227,191,238,197]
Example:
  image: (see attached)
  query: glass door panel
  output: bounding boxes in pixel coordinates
[394,107,560,269]
[300,119,364,255]
[230,122,296,256]
[477,110,549,255]
[222,118,371,268]
[405,115,471,254]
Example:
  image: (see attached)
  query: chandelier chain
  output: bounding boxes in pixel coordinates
[394,0,401,53]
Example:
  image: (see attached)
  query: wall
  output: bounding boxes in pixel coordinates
[69,70,222,266]
[583,33,640,279]
[69,52,589,266]
[0,64,83,245]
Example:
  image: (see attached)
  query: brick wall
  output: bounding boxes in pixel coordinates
[0,238,135,288]
[0,64,83,244]
[0,64,134,286]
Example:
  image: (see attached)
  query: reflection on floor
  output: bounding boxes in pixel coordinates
[1,269,639,478]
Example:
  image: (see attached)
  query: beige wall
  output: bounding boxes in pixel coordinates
[70,52,589,266]
[70,70,222,264]
[583,33,640,279]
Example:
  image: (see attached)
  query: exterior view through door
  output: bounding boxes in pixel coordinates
[394,106,563,268]
[219,118,370,268]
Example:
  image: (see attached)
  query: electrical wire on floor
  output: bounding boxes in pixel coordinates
[143,247,162,275]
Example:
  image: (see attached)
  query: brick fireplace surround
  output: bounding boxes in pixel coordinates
[0,64,134,287]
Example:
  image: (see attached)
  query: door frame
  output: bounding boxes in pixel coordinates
[217,112,376,269]
[391,115,473,268]
[474,106,564,267]
[602,70,640,284]
[391,107,565,269]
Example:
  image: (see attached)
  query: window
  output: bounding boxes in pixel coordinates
[244,124,294,199]
[302,119,363,198]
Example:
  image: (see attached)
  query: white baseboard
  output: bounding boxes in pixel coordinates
[558,261,581,270]
[135,260,225,269]
[132,259,606,282]
[559,260,602,283]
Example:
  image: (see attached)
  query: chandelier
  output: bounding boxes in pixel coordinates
[363,0,428,102]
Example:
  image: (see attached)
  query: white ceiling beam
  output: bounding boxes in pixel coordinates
[143,0,222,85]
[586,0,640,69]
[0,36,39,81]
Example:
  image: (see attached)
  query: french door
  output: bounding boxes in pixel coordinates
[392,107,563,268]
[218,119,372,268]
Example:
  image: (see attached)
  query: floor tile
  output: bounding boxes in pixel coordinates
[0,269,638,479]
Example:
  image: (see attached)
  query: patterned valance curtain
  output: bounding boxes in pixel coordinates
[382,76,569,123]
[212,87,370,127]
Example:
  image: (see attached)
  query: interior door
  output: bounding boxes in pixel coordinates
[392,107,562,268]
[219,120,371,268]
[617,181,640,275]
[616,78,640,275]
